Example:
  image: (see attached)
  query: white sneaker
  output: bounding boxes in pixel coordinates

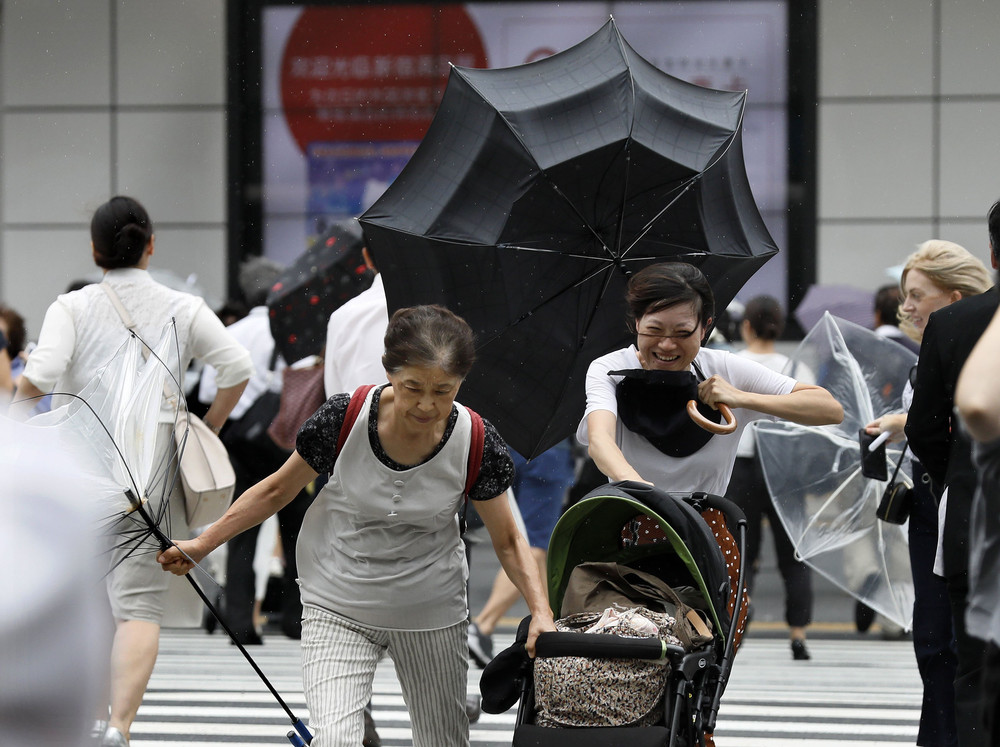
[101,726,129,747]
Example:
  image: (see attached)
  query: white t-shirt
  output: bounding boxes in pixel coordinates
[576,345,796,495]
[733,349,797,458]
[198,306,285,420]
[323,273,389,398]
[24,268,253,419]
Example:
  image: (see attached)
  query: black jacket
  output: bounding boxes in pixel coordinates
[906,287,999,576]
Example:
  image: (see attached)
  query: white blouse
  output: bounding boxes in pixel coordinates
[25,268,253,418]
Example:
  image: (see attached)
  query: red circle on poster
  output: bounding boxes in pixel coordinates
[280,6,488,152]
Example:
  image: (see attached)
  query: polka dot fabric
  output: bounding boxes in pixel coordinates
[619,511,747,651]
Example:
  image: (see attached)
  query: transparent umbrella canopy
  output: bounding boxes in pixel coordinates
[755,313,918,629]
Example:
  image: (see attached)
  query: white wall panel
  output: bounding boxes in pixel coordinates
[939,101,1000,218]
[819,0,934,98]
[817,221,935,291]
[0,0,111,106]
[117,111,226,224]
[941,0,1000,95]
[1,112,111,223]
[117,0,226,106]
[819,102,934,219]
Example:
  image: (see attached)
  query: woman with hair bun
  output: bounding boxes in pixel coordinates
[11,195,254,747]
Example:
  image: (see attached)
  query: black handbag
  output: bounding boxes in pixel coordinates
[222,347,282,446]
[876,442,913,524]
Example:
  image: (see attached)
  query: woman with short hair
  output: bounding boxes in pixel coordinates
[159,304,555,747]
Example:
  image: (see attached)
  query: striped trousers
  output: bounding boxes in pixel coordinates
[301,606,470,747]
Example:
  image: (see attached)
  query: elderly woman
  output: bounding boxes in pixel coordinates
[159,304,555,747]
[577,262,843,494]
[11,195,254,747]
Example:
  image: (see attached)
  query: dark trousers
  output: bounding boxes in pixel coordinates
[223,435,314,640]
[983,642,1000,746]
[947,570,989,747]
[725,455,812,628]
[908,464,959,747]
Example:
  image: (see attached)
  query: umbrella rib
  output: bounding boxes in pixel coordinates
[472,264,617,349]
[620,97,748,260]
[612,22,637,263]
[450,66,619,266]
[793,464,864,558]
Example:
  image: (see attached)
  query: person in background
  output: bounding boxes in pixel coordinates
[0,304,28,382]
[10,195,254,747]
[906,222,999,746]
[873,284,921,354]
[955,278,1000,747]
[324,246,388,398]
[199,257,313,644]
[866,238,991,747]
[724,295,814,660]
[159,305,556,747]
[0,328,13,408]
[0,419,108,747]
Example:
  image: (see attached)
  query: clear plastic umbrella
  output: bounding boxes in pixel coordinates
[754,312,918,629]
[20,322,315,744]
[27,322,181,566]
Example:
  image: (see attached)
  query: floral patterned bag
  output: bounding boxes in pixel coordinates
[533,606,683,728]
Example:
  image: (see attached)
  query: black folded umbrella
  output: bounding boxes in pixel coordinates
[266,219,373,364]
[360,19,777,458]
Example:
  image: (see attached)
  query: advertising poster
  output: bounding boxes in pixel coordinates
[262,1,787,299]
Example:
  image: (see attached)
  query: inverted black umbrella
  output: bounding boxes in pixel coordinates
[359,19,777,459]
[267,219,373,364]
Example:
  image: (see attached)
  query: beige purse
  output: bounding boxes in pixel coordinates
[100,282,235,527]
[173,412,235,527]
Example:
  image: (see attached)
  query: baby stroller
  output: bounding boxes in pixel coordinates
[481,480,748,747]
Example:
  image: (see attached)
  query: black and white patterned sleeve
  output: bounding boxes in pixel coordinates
[468,418,515,500]
[295,393,351,474]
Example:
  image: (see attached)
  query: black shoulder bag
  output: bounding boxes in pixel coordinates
[875,442,913,524]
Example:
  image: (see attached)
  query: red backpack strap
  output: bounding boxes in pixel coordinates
[337,384,376,454]
[464,407,485,498]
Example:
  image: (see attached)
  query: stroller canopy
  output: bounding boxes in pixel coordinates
[547,483,732,635]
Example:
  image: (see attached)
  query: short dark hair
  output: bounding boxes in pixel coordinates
[0,305,26,357]
[989,198,1000,264]
[382,305,476,379]
[624,262,714,333]
[91,196,153,270]
[874,284,902,328]
[742,295,785,340]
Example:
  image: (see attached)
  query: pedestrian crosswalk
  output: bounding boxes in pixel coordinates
[132,630,920,745]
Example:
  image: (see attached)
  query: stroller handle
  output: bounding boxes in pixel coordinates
[534,631,685,661]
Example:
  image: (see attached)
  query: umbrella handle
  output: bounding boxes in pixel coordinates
[687,400,738,435]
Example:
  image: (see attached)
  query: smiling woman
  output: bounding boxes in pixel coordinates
[576,262,843,496]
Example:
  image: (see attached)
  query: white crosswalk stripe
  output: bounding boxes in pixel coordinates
[131,630,921,745]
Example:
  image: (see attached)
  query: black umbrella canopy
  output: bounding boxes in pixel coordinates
[360,19,777,459]
[266,219,373,364]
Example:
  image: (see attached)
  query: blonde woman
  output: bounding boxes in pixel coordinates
[865,239,991,747]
